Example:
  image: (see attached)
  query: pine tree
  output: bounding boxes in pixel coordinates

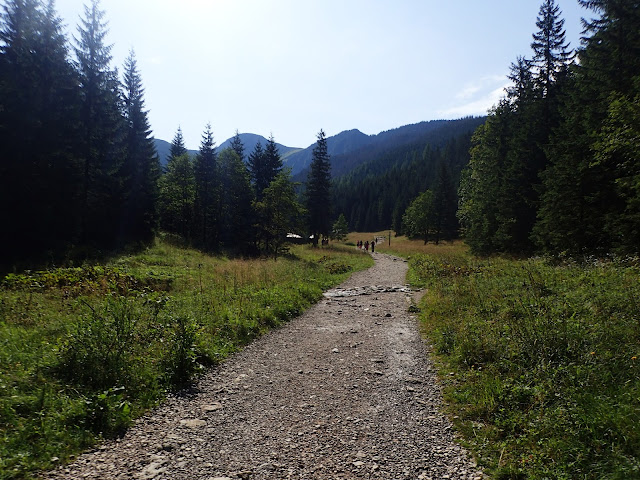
[218,148,255,253]
[432,162,458,243]
[0,0,82,266]
[230,130,245,163]
[306,129,332,246]
[534,0,640,255]
[170,126,187,159]
[121,49,159,245]
[531,0,573,97]
[264,134,283,182]
[193,124,219,250]
[159,153,194,239]
[247,141,266,199]
[74,0,125,247]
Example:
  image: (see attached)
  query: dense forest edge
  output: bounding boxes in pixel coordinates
[2,0,640,478]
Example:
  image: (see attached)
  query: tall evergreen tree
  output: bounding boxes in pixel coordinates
[120,49,159,245]
[306,129,332,246]
[219,148,254,253]
[170,126,187,159]
[531,0,573,97]
[248,135,283,201]
[0,0,81,266]
[264,134,283,181]
[159,153,194,240]
[193,123,219,250]
[230,130,245,163]
[74,0,124,247]
[534,0,640,255]
[432,162,458,243]
[247,141,266,199]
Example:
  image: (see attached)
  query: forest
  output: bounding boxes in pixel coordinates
[0,0,335,272]
[2,0,639,271]
[458,0,640,257]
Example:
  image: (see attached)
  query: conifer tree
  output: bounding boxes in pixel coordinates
[193,124,219,250]
[432,162,458,243]
[306,129,332,246]
[219,148,254,252]
[121,49,159,245]
[534,0,640,254]
[247,141,266,199]
[230,130,245,163]
[264,134,283,182]
[170,126,187,159]
[159,153,194,239]
[74,0,124,247]
[0,0,82,265]
[531,0,573,97]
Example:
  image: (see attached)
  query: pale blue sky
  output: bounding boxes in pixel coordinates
[53,0,587,149]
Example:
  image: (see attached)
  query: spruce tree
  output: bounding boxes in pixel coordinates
[121,49,159,245]
[247,141,266,199]
[0,0,82,266]
[531,0,573,97]
[264,134,283,182]
[535,0,640,254]
[230,130,245,162]
[170,126,187,159]
[219,148,255,253]
[193,124,219,250]
[74,0,125,247]
[432,162,458,243]
[306,129,332,246]
[159,153,194,239]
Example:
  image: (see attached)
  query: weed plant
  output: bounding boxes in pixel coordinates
[0,240,372,479]
[410,251,640,479]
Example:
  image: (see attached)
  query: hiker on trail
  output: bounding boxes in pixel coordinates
[371,240,375,253]
[365,241,369,252]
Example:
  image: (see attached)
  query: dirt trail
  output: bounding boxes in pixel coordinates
[45,252,483,480]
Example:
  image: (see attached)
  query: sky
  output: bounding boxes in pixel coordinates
[53,0,587,150]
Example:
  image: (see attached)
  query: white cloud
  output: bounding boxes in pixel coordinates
[439,76,510,118]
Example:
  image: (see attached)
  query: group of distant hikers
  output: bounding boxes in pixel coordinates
[356,239,375,253]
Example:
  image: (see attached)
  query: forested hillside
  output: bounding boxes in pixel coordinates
[332,117,484,232]
[459,0,640,256]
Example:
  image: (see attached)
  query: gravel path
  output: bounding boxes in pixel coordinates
[45,252,483,480]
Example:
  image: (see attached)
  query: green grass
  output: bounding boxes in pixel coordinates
[0,240,373,479]
[408,251,640,479]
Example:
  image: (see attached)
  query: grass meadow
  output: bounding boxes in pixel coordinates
[352,231,640,479]
[0,239,372,479]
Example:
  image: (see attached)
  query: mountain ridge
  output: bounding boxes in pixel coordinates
[153,117,486,178]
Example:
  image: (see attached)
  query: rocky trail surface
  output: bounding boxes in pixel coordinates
[45,252,483,480]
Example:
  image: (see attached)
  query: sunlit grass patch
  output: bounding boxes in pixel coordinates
[411,249,640,479]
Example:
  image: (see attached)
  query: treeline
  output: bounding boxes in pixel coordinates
[0,0,334,270]
[459,0,640,256]
[158,127,326,257]
[333,130,476,233]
